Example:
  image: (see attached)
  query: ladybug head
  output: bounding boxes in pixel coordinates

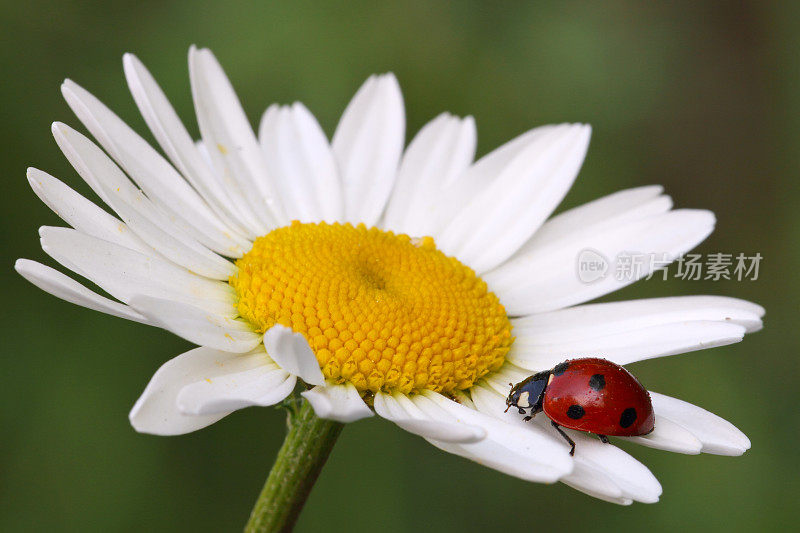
[505,371,550,415]
[505,384,528,415]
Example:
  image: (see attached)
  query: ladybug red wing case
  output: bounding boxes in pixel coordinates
[542,358,655,437]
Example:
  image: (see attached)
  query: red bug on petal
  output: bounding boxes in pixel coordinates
[506,358,655,455]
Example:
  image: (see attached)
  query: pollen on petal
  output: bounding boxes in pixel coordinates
[230,222,513,395]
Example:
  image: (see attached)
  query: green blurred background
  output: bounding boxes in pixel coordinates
[1,1,797,531]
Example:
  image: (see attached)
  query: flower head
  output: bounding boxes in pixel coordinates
[16,47,762,505]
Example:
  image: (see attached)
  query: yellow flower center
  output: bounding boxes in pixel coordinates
[230,222,513,395]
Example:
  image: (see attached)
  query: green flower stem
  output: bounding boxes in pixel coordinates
[245,398,344,533]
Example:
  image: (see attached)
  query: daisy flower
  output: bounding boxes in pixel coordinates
[16,47,762,510]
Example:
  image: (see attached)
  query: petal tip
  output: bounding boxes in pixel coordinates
[50,121,66,135]
[122,52,141,74]
[301,383,374,423]
[14,258,30,273]
[263,325,325,386]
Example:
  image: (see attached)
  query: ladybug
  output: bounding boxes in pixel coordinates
[505,358,655,456]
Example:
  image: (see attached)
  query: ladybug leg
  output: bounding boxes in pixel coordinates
[597,434,610,444]
[551,421,576,456]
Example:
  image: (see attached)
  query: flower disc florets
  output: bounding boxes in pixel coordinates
[230,222,513,395]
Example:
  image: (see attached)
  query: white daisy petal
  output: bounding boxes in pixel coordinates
[419,390,573,482]
[130,346,268,435]
[129,295,261,353]
[381,113,476,237]
[515,185,671,255]
[39,226,236,317]
[177,360,296,415]
[426,436,565,483]
[555,431,661,505]
[301,383,373,423]
[509,296,762,369]
[562,428,662,503]
[493,360,533,380]
[123,53,259,238]
[509,321,747,370]
[469,382,518,415]
[436,124,591,273]
[51,122,137,207]
[649,392,750,455]
[423,125,554,239]
[399,418,486,443]
[483,364,532,398]
[26,168,150,254]
[263,325,325,386]
[259,102,343,223]
[512,296,764,340]
[622,415,703,454]
[485,209,716,315]
[15,259,151,325]
[195,140,214,168]
[560,466,629,505]
[333,73,405,226]
[51,122,236,280]
[61,79,249,256]
[258,105,315,223]
[257,105,313,223]
[373,392,486,443]
[189,47,286,230]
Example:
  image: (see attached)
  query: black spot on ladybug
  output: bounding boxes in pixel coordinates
[553,362,569,376]
[588,374,605,391]
[619,407,637,428]
[567,404,585,419]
